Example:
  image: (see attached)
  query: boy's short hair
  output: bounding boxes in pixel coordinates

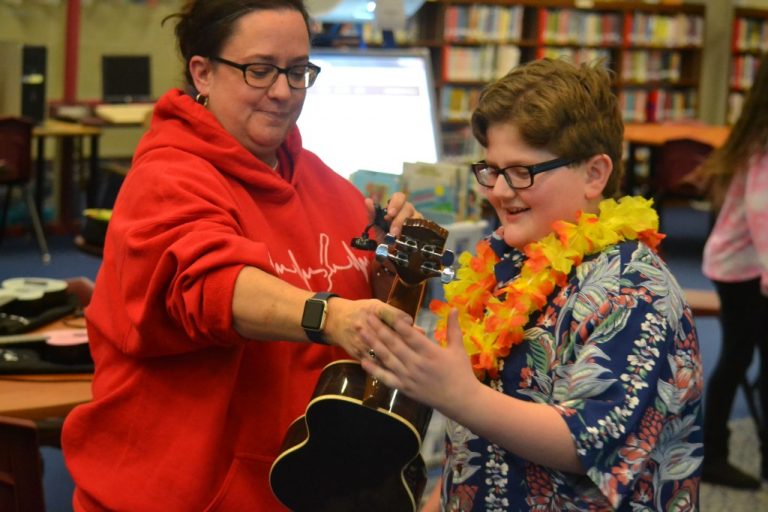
[471,58,625,198]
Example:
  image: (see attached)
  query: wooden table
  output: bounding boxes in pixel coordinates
[623,122,731,195]
[624,122,730,148]
[32,120,103,231]
[0,319,92,421]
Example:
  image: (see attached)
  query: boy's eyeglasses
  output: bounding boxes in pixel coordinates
[471,157,576,189]
[211,56,321,89]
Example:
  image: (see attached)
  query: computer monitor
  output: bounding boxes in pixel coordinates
[297,47,441,179]
[101,55,151,103]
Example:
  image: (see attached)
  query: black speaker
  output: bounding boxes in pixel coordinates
[0,43,47,124]
[21,46,47,124]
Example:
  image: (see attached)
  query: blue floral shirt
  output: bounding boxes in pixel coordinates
[440,235,703,511]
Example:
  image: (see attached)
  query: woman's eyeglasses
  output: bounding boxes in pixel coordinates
[211,56,321,90]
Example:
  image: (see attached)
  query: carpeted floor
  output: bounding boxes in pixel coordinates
[701,417,768,510]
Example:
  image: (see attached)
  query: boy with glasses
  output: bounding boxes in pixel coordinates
[362,58,702,511]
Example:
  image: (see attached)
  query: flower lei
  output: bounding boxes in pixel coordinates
[429,196,665,380]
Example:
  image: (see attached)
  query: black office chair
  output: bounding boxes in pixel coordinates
[0,415,46,512]
[650,138,715,232]
[0,117,50,263]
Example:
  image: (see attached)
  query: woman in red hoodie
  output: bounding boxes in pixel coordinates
[62,1,418,509]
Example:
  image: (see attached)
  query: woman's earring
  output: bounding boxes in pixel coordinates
[195,93,209,107]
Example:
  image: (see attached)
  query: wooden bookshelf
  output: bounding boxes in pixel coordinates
[407,0,706,161]
[728,7,768,124]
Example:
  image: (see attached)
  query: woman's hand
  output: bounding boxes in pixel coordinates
[359,309,480,414]
[365,192,420,238]
[323,297,411,361]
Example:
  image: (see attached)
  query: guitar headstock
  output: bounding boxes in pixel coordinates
[375,218,455,286]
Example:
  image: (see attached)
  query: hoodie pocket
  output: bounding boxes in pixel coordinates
[204,453,285,512]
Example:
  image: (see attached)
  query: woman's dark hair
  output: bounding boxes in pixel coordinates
[163,0,311,87]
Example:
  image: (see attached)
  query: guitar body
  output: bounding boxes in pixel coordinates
[270,361,431,511]
[270,219,451,511]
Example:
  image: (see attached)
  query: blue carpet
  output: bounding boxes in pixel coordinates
[0,205,759,510]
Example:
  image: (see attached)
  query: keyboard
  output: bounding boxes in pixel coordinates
[94,103,154,125]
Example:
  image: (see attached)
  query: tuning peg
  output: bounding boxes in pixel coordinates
[396,237,418,252]
[440,267,455,284]
[441,250,455,267]
[375,243,391,262]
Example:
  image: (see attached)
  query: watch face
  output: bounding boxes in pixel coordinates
[301,299,326,331]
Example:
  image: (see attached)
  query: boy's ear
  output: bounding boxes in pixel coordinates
[584,154,612,199]
[189,56,212,96]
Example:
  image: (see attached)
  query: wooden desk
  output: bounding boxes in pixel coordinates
[32,120,103,231]
[623,122,731,195]
[0,319,92,421]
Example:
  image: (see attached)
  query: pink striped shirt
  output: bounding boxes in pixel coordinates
[702,152,768,294]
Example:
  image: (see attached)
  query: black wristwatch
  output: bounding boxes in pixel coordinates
[301,292,339,344]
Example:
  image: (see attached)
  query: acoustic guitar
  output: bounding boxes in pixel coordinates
[269,218,454,511]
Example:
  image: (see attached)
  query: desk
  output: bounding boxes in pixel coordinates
[623,122,731,195]
[0,320,92,421]
[32,120,102,231]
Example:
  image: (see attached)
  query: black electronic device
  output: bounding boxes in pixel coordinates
[0,43,47,124]
[101,55,152,103]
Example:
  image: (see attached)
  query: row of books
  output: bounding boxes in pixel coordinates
[730,54,763,90]
[443,4,524,43]
[626,13,704,48]
[539,9,622,46]
[441,44,521,82]
[349,162,482,223]
[440,86,482,122]
[620,50,682,83]
[732,17,768,52]
[441,125,482,163]
[619,89,697,124]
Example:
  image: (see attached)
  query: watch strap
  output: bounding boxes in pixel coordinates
[302,292,338,344]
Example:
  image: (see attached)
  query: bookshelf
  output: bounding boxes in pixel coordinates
[728,7,768,125]
[407,0,706,161]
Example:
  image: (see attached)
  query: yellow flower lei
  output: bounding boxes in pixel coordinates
[429,196,665,380]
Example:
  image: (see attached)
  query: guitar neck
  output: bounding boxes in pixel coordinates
[386,278,426,322]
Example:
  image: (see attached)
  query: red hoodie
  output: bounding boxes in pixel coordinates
[62,89,375,511]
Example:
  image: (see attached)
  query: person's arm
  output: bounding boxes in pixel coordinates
[232,264,406,359]
[360,310,583,474]
[232,191,420,356]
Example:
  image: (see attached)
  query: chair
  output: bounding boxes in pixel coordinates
[0,416,46,512]
[0,117,50,263]
[650,138,715,232]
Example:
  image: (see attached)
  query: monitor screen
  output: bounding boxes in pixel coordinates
[297,47,441,179]
[101,55,151,103]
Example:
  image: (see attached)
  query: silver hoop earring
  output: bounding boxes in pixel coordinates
[195,93,209,107]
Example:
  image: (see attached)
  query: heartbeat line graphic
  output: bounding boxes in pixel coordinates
[270,233,370,291]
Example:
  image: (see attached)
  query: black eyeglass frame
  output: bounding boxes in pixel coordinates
[210,56,321,90]
[471,157,577,190]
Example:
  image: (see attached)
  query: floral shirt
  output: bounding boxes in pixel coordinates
[441,235,703,511]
